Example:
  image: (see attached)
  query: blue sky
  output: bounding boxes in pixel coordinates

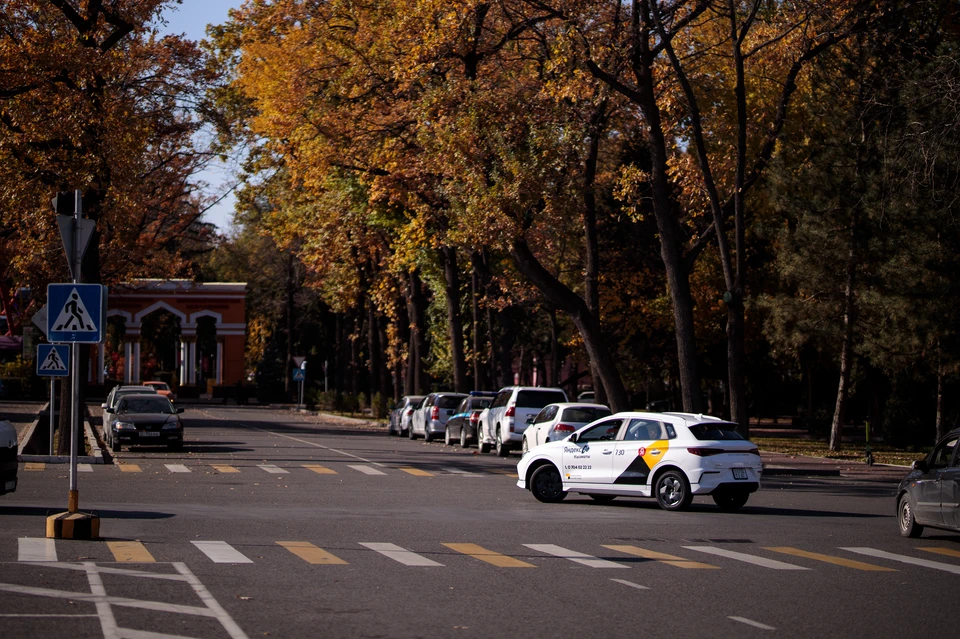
[157,1,243,233]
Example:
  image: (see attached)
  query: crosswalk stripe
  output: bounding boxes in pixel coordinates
[492,469,519,477]
[523,544,628,569]
[443,543,536,568]
[399,467,434,477]
[841,547,960,575]
[442,468,477,475]
[77,464,93,472]
[164,464,191,473]
[118,464,141,473]
[258,464,289,474]
[764,547,895,571]
[24,463,45,471]
[303,464,337,475]
[603,545,719,569]
[919,547,960,559]
[107,541,155,563]
[277,541,348,565]
[683,546,809,570]
[730,616,776,631]
[611,578,650,590]
[19,538,57,562]
[349,465,387,476]
[359,542,443,566]
[211,464,240,473]
[191,541,253,564]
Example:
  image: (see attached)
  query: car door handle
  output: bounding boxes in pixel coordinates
[602,450,613,455]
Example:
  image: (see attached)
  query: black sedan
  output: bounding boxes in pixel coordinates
[445,394,494,447]
[897,428,960,537]
[106,394,184,452]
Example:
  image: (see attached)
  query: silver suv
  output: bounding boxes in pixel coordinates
[479,386,568,456]
[410,392,468,442]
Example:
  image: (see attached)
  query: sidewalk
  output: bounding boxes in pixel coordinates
[761,451,909,483]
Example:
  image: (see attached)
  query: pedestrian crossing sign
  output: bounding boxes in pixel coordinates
[37,344,70,377]
[292,368,305,382]
[46,283,106,343]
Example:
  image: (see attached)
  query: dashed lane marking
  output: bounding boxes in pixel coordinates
[191,541,254,564]
[730,616,776,631]
[359,543,443,567]
[684,546,809,570]
[348,465,387,476]
[919,547,960,559]
[611,578,650,590]
[107,541,155,563]
[164,464,191,473]
[841,547,960,575]
[118,464,141,473]
[602,545,719,569]
[77,464,93,472]
[258,464,289,474]
[764,547,895,571]
[211,464,240,473]
[399,467,434,477]
[523,544,629,569]
[442,467,477,475]
[18,538,57,562]
[277,541,348,565]
[491,469,519,477]
[443,543,536,568]
[303,464,337,474]
[24,463,45,471]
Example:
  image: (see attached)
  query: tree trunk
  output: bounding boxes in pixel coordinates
[829,209,859,452]
[440,246,467,392]
[471,262,483,390]
[367,300,380,396]
[935,345,944,442]
[406,270,428,394]
[284,252,295,398]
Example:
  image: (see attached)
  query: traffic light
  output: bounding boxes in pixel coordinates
[52,191,75,216]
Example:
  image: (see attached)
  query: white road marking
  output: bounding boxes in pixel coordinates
[683,546,809,570]
[610,578,649,590]
[523,544,628,569]
[359,543,444,566]
[349,465,387,476]
[730,616,776,630]
[19,538,57,562]
[191,541,254,564]
[442,467,477,475]
[164,464,191,473]
[84,562,120,639]
[77,464,93,472]
[257,464,289,474]
[174,562,251,639]
[841,547,960,575]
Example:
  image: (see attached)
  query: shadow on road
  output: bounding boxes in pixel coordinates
[0,505,175,520]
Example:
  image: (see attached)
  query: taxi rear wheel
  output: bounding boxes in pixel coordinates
[712,492,749,512]
[530,465,566,503]
[654,470,692,511]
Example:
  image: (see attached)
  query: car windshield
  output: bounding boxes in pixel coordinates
[687,423,744,441]
[470,398,492,410]
[516,391,567,409]
[437,395,465,409]
[148,382,169,391]
[561,407,611,423]
[117,397,175,414]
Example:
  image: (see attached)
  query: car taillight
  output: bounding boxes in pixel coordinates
[505,405,515,417]
[405,408,413,416]
[431,406,440,420]
[470,412,480,425]
[553,424,575,433]
[687,447,724,456]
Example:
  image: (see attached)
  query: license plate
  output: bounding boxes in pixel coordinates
[139,431,160,437]
[732,468,748,480]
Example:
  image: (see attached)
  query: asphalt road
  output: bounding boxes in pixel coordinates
[1,406,958,638]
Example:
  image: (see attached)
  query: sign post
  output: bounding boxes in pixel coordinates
[37,344,69,455]
[293,357,306,410]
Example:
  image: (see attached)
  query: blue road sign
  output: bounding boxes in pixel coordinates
[292,368,305,382]
[47,283,106,343]
[37,344,70,377]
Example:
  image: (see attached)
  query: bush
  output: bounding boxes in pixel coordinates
[358,392,368,415]
[372,392,386,419]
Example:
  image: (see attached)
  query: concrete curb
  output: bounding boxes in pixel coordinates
[18,418,104,465]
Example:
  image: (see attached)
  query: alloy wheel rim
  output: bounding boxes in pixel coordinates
[659,477,682,506]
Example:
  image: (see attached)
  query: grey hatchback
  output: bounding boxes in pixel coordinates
[897,428,960,537]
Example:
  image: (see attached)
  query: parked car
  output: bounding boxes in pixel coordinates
[389,395,424,436]
[521,403,612,453]
[409,392,468,442]
[105,394,184,452]
[445,392,496,447]
[0,413,18,495]
[102,385,159,443]
[517,412,762,511]
[142,380,176,401]
[478,386,569,457]
[897,428,960,537]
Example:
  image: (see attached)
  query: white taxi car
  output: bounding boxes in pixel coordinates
[516,412,762,511]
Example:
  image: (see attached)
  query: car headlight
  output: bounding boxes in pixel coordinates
[161,417,181,430]
[116,422,137,430]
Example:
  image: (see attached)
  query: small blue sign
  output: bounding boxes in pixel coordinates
[47,283,105,343]
[37,344,70,377]
[292,368,305,382]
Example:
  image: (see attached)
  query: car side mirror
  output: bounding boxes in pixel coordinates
[569,433,578,444]
[525,416,535,424]
[106,408,115,414]
[177,407,184,414]
[101,403,107,409]
[912,459,928,473]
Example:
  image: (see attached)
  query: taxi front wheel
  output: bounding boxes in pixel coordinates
[530,465,567,503]
[655,470,692,511]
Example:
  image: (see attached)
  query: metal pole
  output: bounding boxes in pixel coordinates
[49,378,55,456]
[68,189,81,513]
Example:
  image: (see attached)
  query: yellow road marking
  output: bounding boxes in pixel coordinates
[24,463,45,471]
[211,465,239,473]
[764,547,895,571]
[919,547,960,559]
[443,543,536,568]
[303,464,337,475]
[399,467,434,477]
[491,469,519,477]
[118,464,141,473]
[277,541,348,565]
[107,541,155,563]
[602,545,719,569]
